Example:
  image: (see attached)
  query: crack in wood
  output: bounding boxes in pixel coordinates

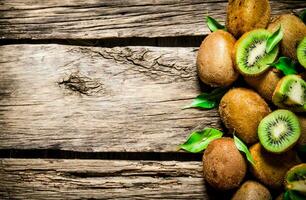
[58,71,104,96]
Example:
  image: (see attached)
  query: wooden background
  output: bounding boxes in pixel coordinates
[0,0,305,199]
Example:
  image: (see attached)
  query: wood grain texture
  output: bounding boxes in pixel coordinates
[0,44,221,152]
[0,159,206,199]
[0,0,305,39]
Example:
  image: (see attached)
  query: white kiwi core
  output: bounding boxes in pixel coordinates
[247,41,266,66]
[271,121,287,139]
[287,82,304,105]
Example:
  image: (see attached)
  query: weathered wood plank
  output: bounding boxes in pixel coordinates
[0,44,220,152]
[0,159,206,199]
[0,0,304,39]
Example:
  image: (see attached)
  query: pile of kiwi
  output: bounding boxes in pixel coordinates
[195,0,306,199]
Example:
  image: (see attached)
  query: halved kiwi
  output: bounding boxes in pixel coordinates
[258,109,301,153]
[285,164,306,196]
[234,29,279,76]
[272,75,306,112]
[297,37,306,69]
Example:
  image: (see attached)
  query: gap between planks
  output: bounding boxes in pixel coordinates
[0,149,203,161]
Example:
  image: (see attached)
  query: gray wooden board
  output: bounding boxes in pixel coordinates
[0,159,207,199]
[0,0,305,39]
[0,44,221,152]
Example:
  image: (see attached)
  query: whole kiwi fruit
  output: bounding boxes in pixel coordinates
[275,193,284,200]
[202,137,246,190]
[219,88,271,144]
[231,181,271,200]
[197,30,238,87]
[297,115,306,148]
[249,143,300,189]
[268,14,306,60]
[226,0,271,38]
[244,68,282,101]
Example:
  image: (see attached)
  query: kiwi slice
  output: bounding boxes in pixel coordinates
[286,164,306,196]
[258,109,301,153]
[297,37,306,69]
[272,75,306,112]
[234,29,278,76]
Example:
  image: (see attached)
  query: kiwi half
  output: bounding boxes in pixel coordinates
[285,164,306,196]
[272,75,306,112]
[234,29,278,76]
[258,109,301,153]
[297,37,306,68]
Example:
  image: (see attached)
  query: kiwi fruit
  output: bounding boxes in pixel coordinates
[197,30,238,87]
[258,109,301,153]
[272,75,306,112]
[202,137,247,190]
[297,37,306,68]
[249,143,300,189]
[226,0,270,38]
[275,193,284,200]
[234,29,279,76]
[285,164,306,196]
[244,68,282,101]
[297,115,306,148]
[268,14,306,60]
[219,88,271,144]
[231,181,271,200]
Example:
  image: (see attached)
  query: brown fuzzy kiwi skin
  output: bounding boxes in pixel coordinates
[249,143,300,189]
[226,0,271,38]
[202,137,247,190]
[244,68,282,101]
[268,14,306,60]
[297,115,306,147]
[275,193,284,200]
[219,88,271,144]
[231,181,271,200]
[197,30,238,87]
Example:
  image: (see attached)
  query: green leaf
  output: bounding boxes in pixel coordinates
[206,16,226,32]
[300,9,306,24]
[284,191,291,200]
[234,135,255,165]
[266,26,283,53]
[270,57,298,75]
[287,190,306,200]
[179,128,223,153]
[183,87,227,109]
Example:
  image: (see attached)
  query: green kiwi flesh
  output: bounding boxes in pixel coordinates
[258,109,301,153]
[272,75,306,112]
[235,29,278,76]
[286,164,306,196]
[297,37,306,69]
